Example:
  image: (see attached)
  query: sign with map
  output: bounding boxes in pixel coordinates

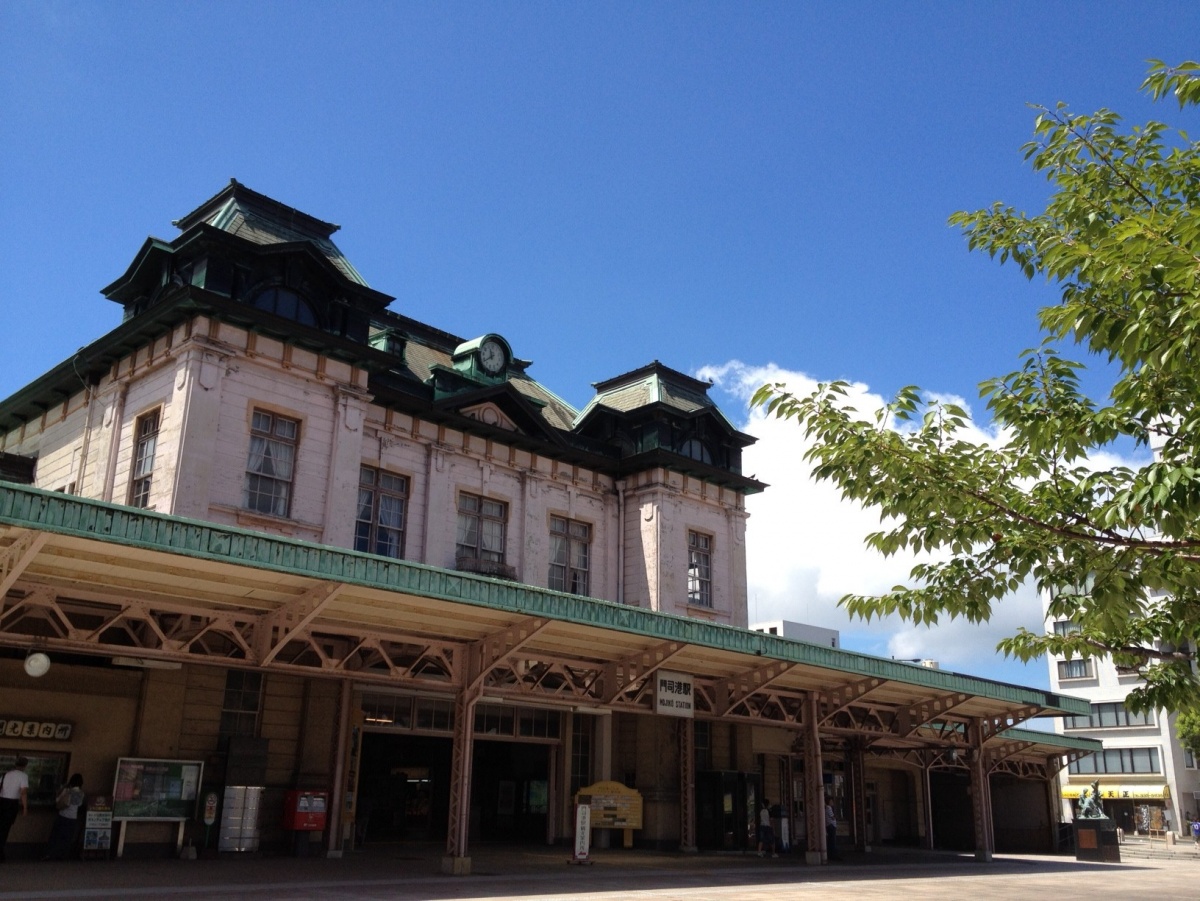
[111,757,203,821]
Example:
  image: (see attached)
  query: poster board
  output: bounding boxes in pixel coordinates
[111,757,203,821]
[575,781,643,829]
[0,749,70,809]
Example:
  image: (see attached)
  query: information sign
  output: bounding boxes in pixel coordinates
[111,757,203,821]
[83,796,113,855]
[573,802,591,862]
[655,671,694,718]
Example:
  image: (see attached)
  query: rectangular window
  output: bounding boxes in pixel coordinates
[687,530,712,608]
[1185,748,1195,768]
[456,493,507,564]
[1057,658,1093,680]
[1068,747,1160,775]
[128,409,160,508]
[1052,619,1081,636]
[244,410,299,517]
[549,516,591,595]
[570,715,593,797]
[220,670,263,737]
[1064,701,1156,730]
[355,466,408,558]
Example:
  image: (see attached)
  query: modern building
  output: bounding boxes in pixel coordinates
[0,182,1098,870]
[751,619,839,648]
[1045,597,1199,835]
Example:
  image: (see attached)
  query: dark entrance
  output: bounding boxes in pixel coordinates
[357,733,451,843]
[357,732,551,845]
[471,740,550,843]
[929,770,974,851]
[696,770,761,851]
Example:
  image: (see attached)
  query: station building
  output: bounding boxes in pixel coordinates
[0,182,1098,870]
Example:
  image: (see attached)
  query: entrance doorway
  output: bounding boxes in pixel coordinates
[696,771,761,851]
[357,733,451,843]
[929,770,974,851]
[357,732,552,845]
[471,740,550,843]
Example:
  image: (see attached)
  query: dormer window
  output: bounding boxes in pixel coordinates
[251,286,318,328]
[679,438,712,464]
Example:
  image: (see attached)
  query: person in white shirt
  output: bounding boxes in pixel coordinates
[0,757,30,863]
[756,799,776,857]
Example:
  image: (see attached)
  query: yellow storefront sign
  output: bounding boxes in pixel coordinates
[1060,783,1170,800]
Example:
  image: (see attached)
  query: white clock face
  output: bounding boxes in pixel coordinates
[479,339,505,374]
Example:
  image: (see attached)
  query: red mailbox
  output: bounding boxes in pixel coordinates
[283,790,328,831]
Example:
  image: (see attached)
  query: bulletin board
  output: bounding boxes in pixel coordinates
[111,757,204,821]
[0,750,70,809]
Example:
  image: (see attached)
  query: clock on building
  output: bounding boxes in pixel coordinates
[479,337,507,375]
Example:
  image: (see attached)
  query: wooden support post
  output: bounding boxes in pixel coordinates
[443,689,478,875]
[921,752,935,850]
[804,694,826,864]
[968,719,994,861]
[679,718,697,852]
[849,738,869,852]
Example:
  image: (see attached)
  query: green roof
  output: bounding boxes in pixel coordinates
[0,481,1088,716]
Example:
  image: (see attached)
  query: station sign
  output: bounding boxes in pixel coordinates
[655,671,694,718]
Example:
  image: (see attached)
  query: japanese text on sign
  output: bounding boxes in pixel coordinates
[655,670,694,718]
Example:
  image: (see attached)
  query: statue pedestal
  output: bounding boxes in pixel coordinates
[1073,817,1120,862]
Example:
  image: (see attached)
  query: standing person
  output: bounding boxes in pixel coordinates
[825,800,840,860]
[756,800,776,857]
[0,756,30,863]
[1191,816,1200,849]
[45,774,84,860]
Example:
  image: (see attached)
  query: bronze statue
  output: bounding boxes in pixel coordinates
[1078,780,1106,819]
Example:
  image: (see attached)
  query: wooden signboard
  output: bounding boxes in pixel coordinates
[575,781,643,849]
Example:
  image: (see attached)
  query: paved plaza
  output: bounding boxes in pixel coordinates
[0,844,1197,901]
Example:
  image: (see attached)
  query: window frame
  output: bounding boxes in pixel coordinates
[243,409,300,518]
[1056,657,1094,681]
[355,465,409,559]
[1068,746,1161,775]
[687,530,713,608]
[219,669,263,737]
[548,515,591,596]
[1063,701,1156,730]
[128,407,161,509]
[456,492,508,564]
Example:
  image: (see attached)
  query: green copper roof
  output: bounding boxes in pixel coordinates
[0,482,1087,716]
[999,726,1103,753]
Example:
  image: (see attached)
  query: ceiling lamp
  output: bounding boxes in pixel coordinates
[23,650,51,678]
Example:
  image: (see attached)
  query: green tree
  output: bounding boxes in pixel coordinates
[753,61,1200,712]
[1180,710,1200,758]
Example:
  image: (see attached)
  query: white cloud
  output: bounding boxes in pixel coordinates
[697,361,1053,684]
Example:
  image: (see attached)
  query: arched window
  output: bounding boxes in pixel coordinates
[250,286,318,328]
[679,438,712,464]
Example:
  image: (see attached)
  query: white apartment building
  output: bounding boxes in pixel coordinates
[1045,599,1199,835]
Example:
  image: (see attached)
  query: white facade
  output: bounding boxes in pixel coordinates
[1044,595,1200,835]
[750,619,839,648]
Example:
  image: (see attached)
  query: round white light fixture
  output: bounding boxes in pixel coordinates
[24,651,51,678]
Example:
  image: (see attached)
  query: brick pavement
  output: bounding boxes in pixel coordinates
[0,844,1196,901]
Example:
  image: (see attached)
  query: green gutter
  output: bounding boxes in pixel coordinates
[999,727,1103,753]
[0,482,1088,715]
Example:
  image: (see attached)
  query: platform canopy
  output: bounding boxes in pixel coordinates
[0,483,1097,774]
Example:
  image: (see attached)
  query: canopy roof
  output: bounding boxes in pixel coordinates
[0,483,1095,771]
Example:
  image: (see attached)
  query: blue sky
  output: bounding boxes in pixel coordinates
[3,2,1197,688]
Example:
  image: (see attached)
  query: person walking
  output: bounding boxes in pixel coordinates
[0,757,30,863]
[756,800,776,857]
[825,800,840,860]
[45,773,85,860]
